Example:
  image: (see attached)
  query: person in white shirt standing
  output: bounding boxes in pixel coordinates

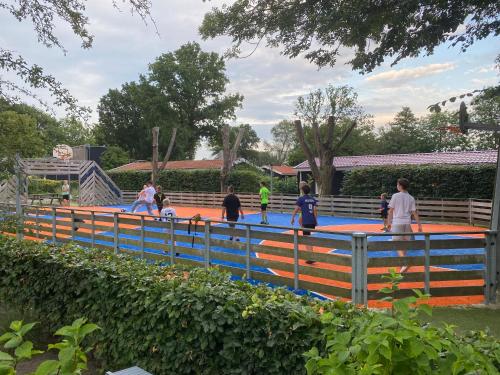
[387,178,423,273]
[130,181,156,215]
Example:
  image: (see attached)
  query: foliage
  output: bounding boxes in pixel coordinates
[304,269,500,374]
[0,0,153,118]
[0,318,98,375]
[28,179,78,196]
[100,146,130,171]
[95,42,243,160]
[271,177,298,195]
[0,236,345,374]
[200,0,500,71]
[209,124,260,160]
[0,111,45,172]
[265,120,298,164]
[294,85,371,195]
[244,149,279,167]
[341,165,496,199]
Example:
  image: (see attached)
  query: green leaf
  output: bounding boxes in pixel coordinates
[3,336,22,350]
[8,321,22,332]
[418,304,432,317]
[79,323,99,338]
[34,360,60,375]
[0,352,13,362]
[0,334,14,344]
[19,322,38,337]
[14,341,34,360]
[58,346,76,364]
[379,287,393,294]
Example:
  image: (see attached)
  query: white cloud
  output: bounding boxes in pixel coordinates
[365,63,456,83]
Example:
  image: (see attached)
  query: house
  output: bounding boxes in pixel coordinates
[294,150,497,194]
[261,165,297,178]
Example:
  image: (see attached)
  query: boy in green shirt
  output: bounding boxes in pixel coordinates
[259,181,270,224]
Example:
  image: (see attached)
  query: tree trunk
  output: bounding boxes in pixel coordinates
[151,127,159,185]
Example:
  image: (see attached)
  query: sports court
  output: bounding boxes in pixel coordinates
[23,202,487,307]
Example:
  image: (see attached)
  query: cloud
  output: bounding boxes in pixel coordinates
[365,63,456,83]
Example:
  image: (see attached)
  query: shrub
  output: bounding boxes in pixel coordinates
[341,165,495,199]
[0,236,344,374]
[28,178,78,195]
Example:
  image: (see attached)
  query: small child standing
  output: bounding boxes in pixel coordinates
[380,193,389,231]
[160,197,176,222]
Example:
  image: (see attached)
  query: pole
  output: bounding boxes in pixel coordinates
[152,127,159,186]
[14,154,23,240]
[489,145,500,302]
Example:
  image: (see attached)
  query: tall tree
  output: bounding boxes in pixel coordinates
[220,124,245,191]
[95,42,243,160]
[266,120,297,164]
[0,111,45,172]
[100,146,130,170]
[209,124,259,159]
[201,1,499,72]
[294,85,368,196]
[469,87,500,149]
[1,0,153,117]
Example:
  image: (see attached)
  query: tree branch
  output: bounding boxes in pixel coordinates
[158,128,177,171]
[333,120,357,152]
[294,119,320,177]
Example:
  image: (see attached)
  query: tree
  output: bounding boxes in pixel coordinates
[377,107,424,154]
[1,0,153,117]
[57,116,95,146]
[0,111,45,171]
[220,124,245,191]
[469,87,500,149]
[294,85,368,196]
[200,1,499,72]
[100,146,130,170]
[209,124,259,159]
[95,42,243,160]
[266,120,297,164]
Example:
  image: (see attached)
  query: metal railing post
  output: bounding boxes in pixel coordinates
[70,209,75,240]
[52,207,57,244]
[351,232,368,305]
[35,207,40,239]
[90,211,95,248]
[246,225,251,279]
[170,219,175,264]
[424,234,431,295]
[484,230,497,304]
[113,212,119,254]
[204,220,211,268]
[140,215,145,259]
[293,229,299,290]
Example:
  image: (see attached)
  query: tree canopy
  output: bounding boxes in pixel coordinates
[95,42,243,160]
[209,124,260,160]
[0,0,154,117]
[200,0,500,72]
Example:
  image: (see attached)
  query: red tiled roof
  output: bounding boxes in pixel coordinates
[294,150,497,171]
[109,160,224,172]
[263,165,297,176]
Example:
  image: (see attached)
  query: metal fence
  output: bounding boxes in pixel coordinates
[122,191,492,226]
[2,204,496,305]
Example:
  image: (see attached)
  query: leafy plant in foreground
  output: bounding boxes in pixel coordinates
[0,318,99,375]
[304,268,499,374]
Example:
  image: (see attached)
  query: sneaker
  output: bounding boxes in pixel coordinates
[305,260,316,265]
[229,236,233,241]
[260,221,265,224]
[400,266,409,273]
[236,238,240,242]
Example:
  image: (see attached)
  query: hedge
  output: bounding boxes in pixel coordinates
[28,178,79,195]
[0,236,345,374]
[0,237,498,374]
[108,168,295,194]
[341,165,496,199]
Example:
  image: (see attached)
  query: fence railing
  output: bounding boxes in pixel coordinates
[1,204,496,305]
[122,191,492,226]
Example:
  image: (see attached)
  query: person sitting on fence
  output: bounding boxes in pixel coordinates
[290,184,318,265]
[387,178,423,273]
[154,186,166,216]
[61,180,70,206]
[129,181,156,215]
[221,186,245,241]
[380,193,389,231]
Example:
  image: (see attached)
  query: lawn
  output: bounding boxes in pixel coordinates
[422,306,500,338]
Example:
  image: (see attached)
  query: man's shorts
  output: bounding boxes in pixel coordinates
[302,223,316,236]
[227,216,239,228]
[391,224,415,241]
[261,204,268,211]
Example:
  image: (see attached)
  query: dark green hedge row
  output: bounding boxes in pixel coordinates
[341,165,496,199]
[0,236,352,374]
[28,178,79,194]
[108,169,297,194]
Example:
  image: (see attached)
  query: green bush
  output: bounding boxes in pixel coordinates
[0,236,344,374]
[341,165,496,199]
[28,178,79,195]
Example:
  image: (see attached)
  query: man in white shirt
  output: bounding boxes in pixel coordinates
[130,181,156,215]
[387,178,422,273]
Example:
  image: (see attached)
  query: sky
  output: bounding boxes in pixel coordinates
[1,0,499,159]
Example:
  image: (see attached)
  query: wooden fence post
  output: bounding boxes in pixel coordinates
[113,212,119,254]
[204,220,211,268]
[52,207,57,244]
[246,225,251,279]
[424,234,431,295]
[90,211,95,248]
[293,229,299,290]
[140,215,145,259]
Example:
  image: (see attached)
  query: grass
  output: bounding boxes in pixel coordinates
[421,306,500,338]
